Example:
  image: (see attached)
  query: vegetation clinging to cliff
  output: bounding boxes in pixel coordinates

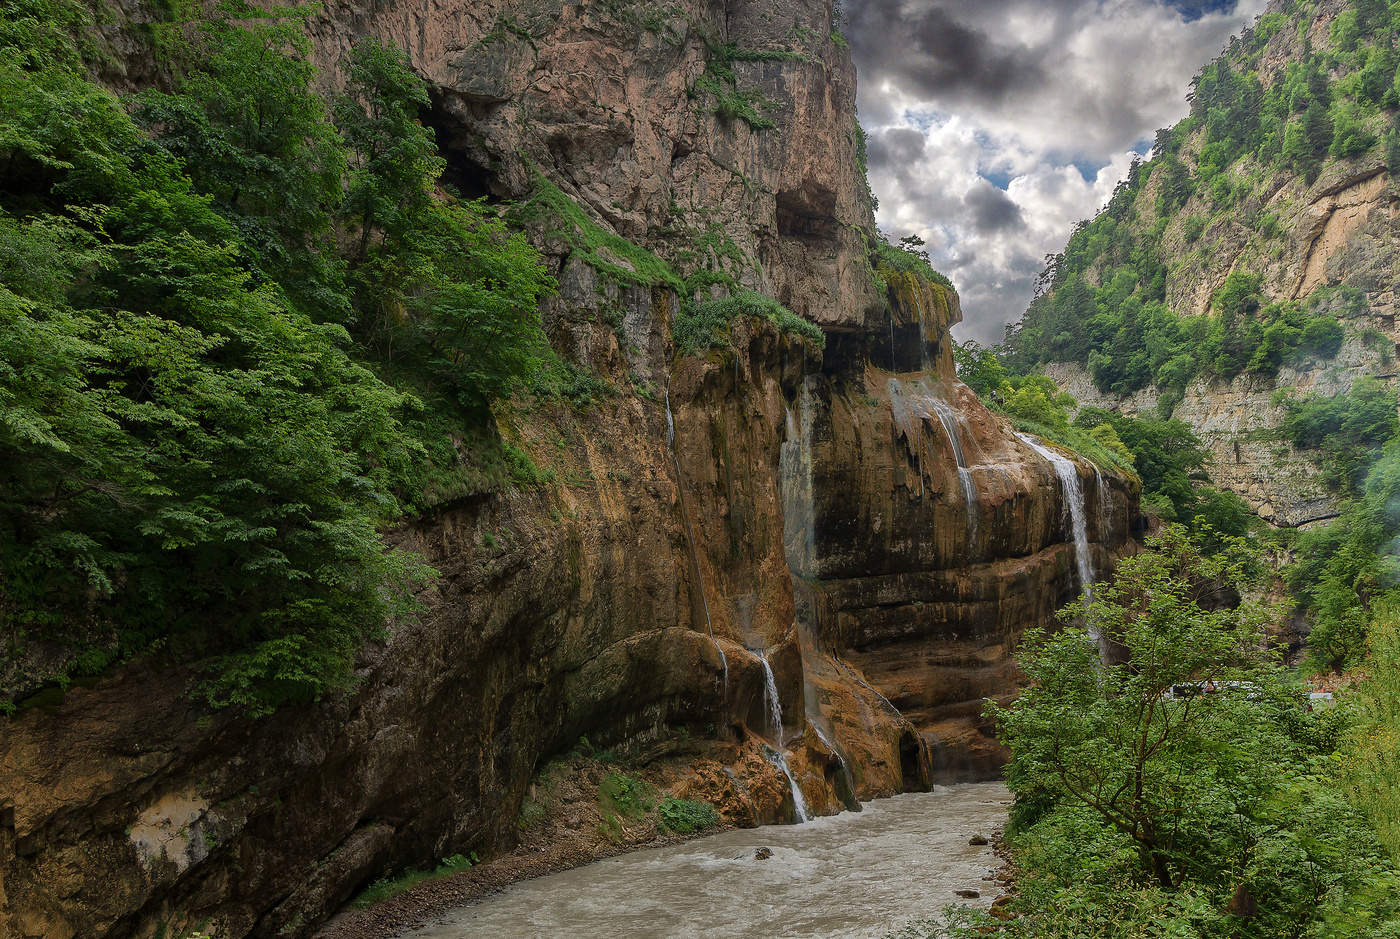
[1005,0,1387,411]
[673,290,824,355]
[0,1,555,713]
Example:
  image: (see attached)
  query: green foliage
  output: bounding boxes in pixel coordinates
[134,6,349,323]
[1281,376,1398,495]
[673,290,824,355]
[986,525,1400,937]
[335,39,442,268]
[687,40,788,131]
[599,771,656,817]
[1,4,556,710]
[657,796,720,833]
[350,851,479,908]
[873,236,954,289]
[1074,406,1250,540]
[998,375,1077,433]
[1007,1,1386,389]
[1339,601,1400,859]
[1287,433,1400,671]
[513,172,682,291]
[951,340,1008,399]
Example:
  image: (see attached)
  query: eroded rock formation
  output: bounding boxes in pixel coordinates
[0,1,1138,936]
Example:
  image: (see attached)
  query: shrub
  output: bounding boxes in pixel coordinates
[673,290,823,354]
[658,797,720,833]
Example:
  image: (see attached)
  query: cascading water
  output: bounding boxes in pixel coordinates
[811,721,858,807]
[929,397,979,545]
[759,652,786,744]
[887,379,979,545]
[1016,433,1093,602]
[780,379,816,579]
[1017,432,1107,662]
[665,385,728,689]
[1094,466,1111,539]
[758,651,811,823]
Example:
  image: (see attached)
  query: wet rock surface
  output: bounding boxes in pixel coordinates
[0,1,1138,937]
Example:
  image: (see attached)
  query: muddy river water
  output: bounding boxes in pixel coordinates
[401,781,1010,939]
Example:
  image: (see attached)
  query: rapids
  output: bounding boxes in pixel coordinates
[400,782,1009,938]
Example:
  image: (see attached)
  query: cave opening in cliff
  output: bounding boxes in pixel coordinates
[776,185,839,242]
[899,730,925,792]
[421,89,498,202]
[869,322,929,373]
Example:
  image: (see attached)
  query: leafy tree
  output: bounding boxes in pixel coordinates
[1288,436,1400,670]
[334,39,444,267]
[1282,376,1398,495]
[1000,376,1076,432]
[134,5,348,322]
[986,526,1398,937]
[952,340,1008,399]
[1,5,557,711]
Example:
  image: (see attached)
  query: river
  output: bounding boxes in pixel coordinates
[400,781,1009,939]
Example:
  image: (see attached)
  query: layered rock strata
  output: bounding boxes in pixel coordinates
[1037,0,1399,528]
[0,1,1138,936]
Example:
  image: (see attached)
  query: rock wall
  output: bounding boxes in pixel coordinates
[1039,0,1400,528]
[0,2,1138,937]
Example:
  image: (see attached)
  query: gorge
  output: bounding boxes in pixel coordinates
[0,0,1146,937]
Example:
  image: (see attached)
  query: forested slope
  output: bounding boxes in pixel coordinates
[997,0,1400,669]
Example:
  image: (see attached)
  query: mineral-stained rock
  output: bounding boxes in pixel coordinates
[0,1,1138,936]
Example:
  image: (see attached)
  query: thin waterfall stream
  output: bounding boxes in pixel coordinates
[758,651,811,823]
[929,397,979,545]
[1016,433,1106,660]
[665,385,728,689]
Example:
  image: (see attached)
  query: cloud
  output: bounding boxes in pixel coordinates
[966,183,1024,233]
[846,0,1269,344]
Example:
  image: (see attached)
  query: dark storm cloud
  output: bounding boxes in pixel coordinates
[966,183,1024,233]
[866,127,926,172]
[845,0,1046,105]
[845,0,1267,343]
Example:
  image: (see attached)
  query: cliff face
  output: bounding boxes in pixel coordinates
[1032,0,1398,528]
[0,2,1137,937]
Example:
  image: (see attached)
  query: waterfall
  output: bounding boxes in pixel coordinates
[811,721,858,807]
[1016,433,1094,604]
[1094,467,1111,539]
[757,651,810,823]
[759,652,785,745]
[765,747,811,824]
[889,379,979,546]
[665,386,728,688]
[836,659,903,721]
[929,397,979,546]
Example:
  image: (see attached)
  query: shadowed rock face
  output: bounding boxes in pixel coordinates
[0,2,1138,937]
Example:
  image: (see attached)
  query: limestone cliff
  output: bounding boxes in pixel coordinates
[0,2,1138,937]
[1027,0,1398,528]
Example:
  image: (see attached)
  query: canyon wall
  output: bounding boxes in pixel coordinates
[1036,0,1399,528]
[0,1,1137,936]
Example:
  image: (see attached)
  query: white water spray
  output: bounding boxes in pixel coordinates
[758,651,810,823]
[759,652,785,745]
[929,397,979,545]
[1016,433,1094,603]
[665,386,728,688]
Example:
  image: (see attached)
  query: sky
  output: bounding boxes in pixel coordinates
[847,0,1271,344]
